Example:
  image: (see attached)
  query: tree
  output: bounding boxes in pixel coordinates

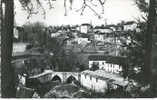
[22,22,47,46]
[135,0,157,84]
[121,24,145,83]
[1,0,16,98]
[143,0,156,84]
[0,1,1,27]
[117,0,157,97]
[122,0,157,85]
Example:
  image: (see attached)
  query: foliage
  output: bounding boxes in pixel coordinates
[121,23,145,83]
[45,37,78,71]
[105,87,131,98]
[120,0,156,84]
[22,22,47,47]
[119,1,157,97]
[135,0,149,13]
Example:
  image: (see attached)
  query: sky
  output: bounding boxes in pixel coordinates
[15,0,142,26]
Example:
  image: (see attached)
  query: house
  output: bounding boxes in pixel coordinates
[115,21,137,32]
[80,70,108,93]
[74,38,90,44]
[13,26,26,42]
[93,26,113,41]
[88,55,126,74]
[13,26,24,39]
[115,24,124,31]
[80,70,128,93]
[94,33,106,41]
[123,21,137,31]
[14,26,19,39]
[81,42,98,53]
[81,41,118,56]
[97,43,119,56]
[13,43,31,53]
[51,32,61,38]
[80,23,92,34]
[71,25,80,32]
[94,26,113,33]
[106,24,117,31]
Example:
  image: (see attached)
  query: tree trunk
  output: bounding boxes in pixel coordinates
[1,0,16,98]
[0,2,2,97]
[143,0,156,84]
[0,0,2,35]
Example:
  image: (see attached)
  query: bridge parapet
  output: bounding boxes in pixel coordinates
[29,71,81,83]
[51,72,80,83]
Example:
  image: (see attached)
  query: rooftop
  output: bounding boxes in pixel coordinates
[123,21,136,25]
[94,26,112,29]
[82,43,97,53]
[29,70,53,79]
[81,70,128,87]
[13,42,30,45]
[88,55,126,65]
[12,51,43,60]
[81,23,91,26]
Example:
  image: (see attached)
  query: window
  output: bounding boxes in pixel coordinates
[96,78,98,82]
[90,76,92,80]
[102,62,104,65]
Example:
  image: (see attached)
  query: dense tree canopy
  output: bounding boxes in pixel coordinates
[22,22,47,46]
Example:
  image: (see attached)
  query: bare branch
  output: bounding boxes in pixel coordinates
[69,0,73,10]
[98,0,107,14]
[75,0,106,18]
[19,0,56,19]
[86,4,102,18]
[47,0,54,9]
[19,0,107,19]
[87,0,97,7]
[64,0,67,16]
[36,0,46,19]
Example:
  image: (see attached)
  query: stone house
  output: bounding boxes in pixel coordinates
[80,23,92,34]
[80,70,128,93]
[93,26,114,42]
[80,70,108,93]
[13,43,31,53]
[88,55,126,74]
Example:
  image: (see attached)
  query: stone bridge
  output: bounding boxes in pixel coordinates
[29,70,81,83]
[51,72,80,83]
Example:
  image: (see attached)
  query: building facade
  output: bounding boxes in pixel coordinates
[80,70,108,93]
[88,55,125,74]
[80,70,127,93]
[93,27,113,42]
[80,23,92,34]
[94,33,105,41]
[13,43,30,53]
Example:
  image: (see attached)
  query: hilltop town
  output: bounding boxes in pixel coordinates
[12,21,147,98]
[1,0,157,98]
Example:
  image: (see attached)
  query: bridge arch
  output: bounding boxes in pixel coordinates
[65,73,79,81]
[50,72,80,83]
[66,75,77,83]
[51,75,61,83]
